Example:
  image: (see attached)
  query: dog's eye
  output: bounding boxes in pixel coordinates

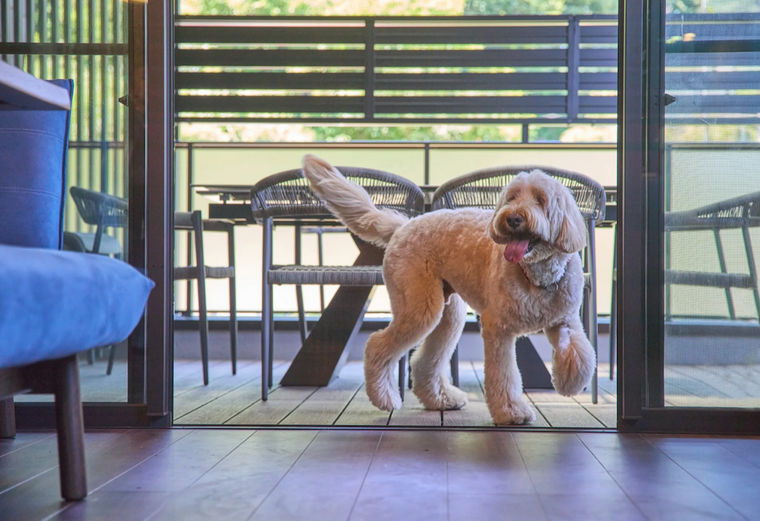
[535,194,546,208]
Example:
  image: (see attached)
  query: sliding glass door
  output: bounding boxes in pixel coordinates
[619,0,760,433]
[1,0,173,427]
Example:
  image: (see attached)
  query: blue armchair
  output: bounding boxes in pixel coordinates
[0,78,154,500]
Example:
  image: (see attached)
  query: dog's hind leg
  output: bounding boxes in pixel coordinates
[411,293,468,410]
[480,315,536,425]
[363,281,445,411]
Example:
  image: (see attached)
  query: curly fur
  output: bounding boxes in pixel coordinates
[302,155,596,425]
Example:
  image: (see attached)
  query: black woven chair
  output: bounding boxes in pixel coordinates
[431,165,606,403]
[65,186,129,373]
[174,210,238,386]
[67,186,128,256]
[665,191,760,322]
[251,166,425,400]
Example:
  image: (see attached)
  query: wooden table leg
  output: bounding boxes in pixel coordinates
[280,241,383,387]
[516,337,553,389]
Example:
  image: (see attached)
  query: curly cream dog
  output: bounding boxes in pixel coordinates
[302,155,596,425]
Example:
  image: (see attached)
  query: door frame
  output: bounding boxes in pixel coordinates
[617,0,760,434]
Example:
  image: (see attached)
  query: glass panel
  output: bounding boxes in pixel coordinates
[663,7,760,407]
[3,0,137,403]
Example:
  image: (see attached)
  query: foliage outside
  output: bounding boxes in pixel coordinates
[177,0,760,144]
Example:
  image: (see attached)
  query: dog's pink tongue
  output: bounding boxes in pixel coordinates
[503,240,529,263]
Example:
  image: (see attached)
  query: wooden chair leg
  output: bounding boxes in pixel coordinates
[53,355,87,501]
[0,397,16,438]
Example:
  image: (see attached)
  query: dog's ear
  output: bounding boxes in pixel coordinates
[553,188,587,253]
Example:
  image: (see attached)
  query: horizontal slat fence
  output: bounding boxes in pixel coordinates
[175,13,760,126]
[175,15,618,124]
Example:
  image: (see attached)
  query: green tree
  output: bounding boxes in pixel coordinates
[464,0,617,15]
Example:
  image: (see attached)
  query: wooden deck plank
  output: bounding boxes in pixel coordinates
[173,361,270,419]
[472,361,552,428]
[279,363,365,425]
[389,389,442,426]
[173,360,237,396]
[669,365,757,398]
[175,363,289,425]
[529,403,605,428]
[443,361,497,427]
[224,386,319,425]
[334,384,392,426]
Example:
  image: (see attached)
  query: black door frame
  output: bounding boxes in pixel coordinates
[617,0,760,434]
[13,0,173,429]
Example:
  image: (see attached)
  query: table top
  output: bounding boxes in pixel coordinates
[0,61,71,110]
[192,184,253,202]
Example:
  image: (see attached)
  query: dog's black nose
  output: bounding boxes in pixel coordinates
[506,215,524,229]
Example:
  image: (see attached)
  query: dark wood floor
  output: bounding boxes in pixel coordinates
[1,428,759,521]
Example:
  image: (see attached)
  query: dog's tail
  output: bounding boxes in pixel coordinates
[301,154,408,248]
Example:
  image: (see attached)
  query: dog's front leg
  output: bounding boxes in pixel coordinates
[481,319,536,425]
[544,319,596,396]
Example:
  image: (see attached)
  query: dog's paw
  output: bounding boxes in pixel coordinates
[414,383,468,411]
[490,399,536,425]
[366,384,402,411]
[552,334,596,396]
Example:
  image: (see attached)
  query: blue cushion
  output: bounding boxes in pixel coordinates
[0,244,154,369]
[0,79,73,249]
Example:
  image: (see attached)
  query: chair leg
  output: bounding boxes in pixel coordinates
[261,282,271,401]
[53,355,87,501]
[197,277,210,386]
[268,301,275,388]
[294,224,307,343]
[407,347,415,389]
[106,344,116,375]
[450,346,460,386]
[296,285,307,344]
[586,221,599,404]
[229,277,238,375]
[0,397,16,438]
[317,228,325,311]
[261,219,272,400]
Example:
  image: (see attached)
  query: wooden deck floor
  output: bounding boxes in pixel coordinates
[17,330,760,428]
[173,360,618,428]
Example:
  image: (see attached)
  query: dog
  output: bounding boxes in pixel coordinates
[302,155,596,425]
